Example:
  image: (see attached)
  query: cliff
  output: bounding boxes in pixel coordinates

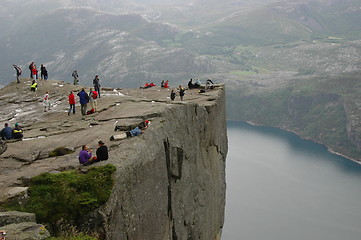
[0,79,228,239]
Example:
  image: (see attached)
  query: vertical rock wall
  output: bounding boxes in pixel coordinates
[99,89,227,240]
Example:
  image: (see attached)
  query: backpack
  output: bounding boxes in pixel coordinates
[92,91,98,99]
[87,108,95,115]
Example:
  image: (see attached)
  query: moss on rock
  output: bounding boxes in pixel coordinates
[2,164,116,233]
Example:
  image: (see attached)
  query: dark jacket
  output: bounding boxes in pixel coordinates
[96,145,108,161]
[13,126,23,139]
[93,77,100,87]
[1,126,13,140]
[77,90,89,104]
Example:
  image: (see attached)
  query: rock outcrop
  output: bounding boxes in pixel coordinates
[0,79,227,239]
[0,211,50,240]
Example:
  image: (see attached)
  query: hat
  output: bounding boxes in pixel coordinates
[15,123,19,127]
[98,140,105,145]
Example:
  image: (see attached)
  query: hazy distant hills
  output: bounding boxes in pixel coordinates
[0,0,360,88]
[2,0,361,159]
[0,2,219,87]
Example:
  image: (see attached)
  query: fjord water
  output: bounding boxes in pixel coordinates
[223,121,361,240]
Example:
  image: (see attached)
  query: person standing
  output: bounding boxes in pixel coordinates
[93,75,101,98]
[43,91,51,112]
[72,70,79,85]
[68,91,76,115]
[179,85,185,101]
[96,140,108,161]
[40,64,45,79]
[170,89,176,100]
[29,62,34,78]
[32,65,38,80]
[89,88,98,112]
[40,64,48,80]
[77,88,89,115]
[13,64,22,83]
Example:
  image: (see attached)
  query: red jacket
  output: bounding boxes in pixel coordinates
[68,93,76,104]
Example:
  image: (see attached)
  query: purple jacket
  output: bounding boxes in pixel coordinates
[79,150,91,164]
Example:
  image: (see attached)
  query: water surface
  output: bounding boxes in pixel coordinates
[223,121,361,240]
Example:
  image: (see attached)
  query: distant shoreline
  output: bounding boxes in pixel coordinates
[226,119,361,165]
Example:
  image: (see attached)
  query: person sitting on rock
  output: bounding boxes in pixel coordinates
[163,80,169,88]
[13,123,23,140]
[1,123,13,140]
[194,78,201,88]
[30,80,37,91]
[188,78,195,89]
[96,140,108,161]
[206,79,214,90]
[141,83,150,89]
[170,89,176,100]
[78,145,97,166]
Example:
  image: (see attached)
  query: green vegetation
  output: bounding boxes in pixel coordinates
[47,233,97,240]
[1,164,116,233]
[48,147,74,157]
[227,71,361,159]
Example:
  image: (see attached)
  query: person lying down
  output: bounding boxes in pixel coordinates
[110,120,149,141]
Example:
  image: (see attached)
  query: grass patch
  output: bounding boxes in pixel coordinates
[48,147,74,157]
[1,164,116,233]
[47,233,97,240]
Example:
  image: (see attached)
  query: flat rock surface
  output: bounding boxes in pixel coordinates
[0,211,36,227]
[0,222,50,240]
[0,79,223,202]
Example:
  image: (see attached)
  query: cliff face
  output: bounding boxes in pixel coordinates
[98,90,227,240]
[0,79,227,239]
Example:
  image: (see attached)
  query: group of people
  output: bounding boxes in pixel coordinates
[188,78,201,89]
[188,78,214,89]
[79,140,108,166]
[28,62,48,80]
[69,75,101,116]
[13,62,48,90]
[1,123,23,141]
[74,86,99,115]
[111,120,149,141]
[141,80,170,89]
[170,85,186,101]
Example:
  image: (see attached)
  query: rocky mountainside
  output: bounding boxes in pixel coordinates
[1,0,361,163]
[0,78,227,239]
[227,70,361,161]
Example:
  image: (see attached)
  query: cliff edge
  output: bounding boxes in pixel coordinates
[0,79,228,240]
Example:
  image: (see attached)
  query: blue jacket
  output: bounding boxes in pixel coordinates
[77,90,88,104]
[130,127,142,137]
[1,126,13,140]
